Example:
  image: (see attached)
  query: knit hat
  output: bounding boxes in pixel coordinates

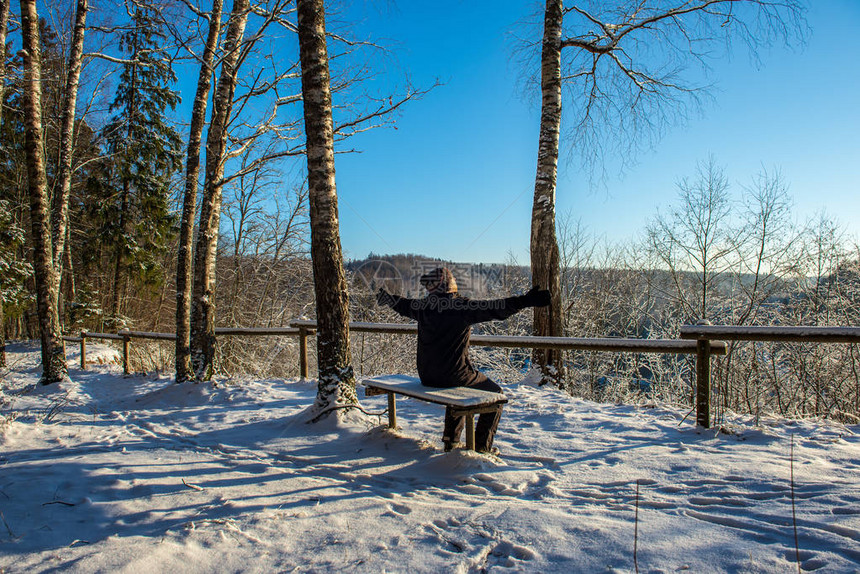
[419,267,458,294]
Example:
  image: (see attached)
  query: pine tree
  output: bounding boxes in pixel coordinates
[101,6,182,322]
[0,200,31,370]
[65,119,112,329]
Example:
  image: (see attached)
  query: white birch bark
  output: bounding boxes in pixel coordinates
[51,0,87,274]
[176,0,224,383]
[297,0,357,413]
[0,0,9,370]
[19,0,67,383]
[530,0,564,384]
[190,0,249,379]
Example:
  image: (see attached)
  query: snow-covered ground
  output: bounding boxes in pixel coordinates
[1,341,858,573]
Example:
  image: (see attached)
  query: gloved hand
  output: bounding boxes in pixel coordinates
[523,286,551,308]
[376,288,396,308]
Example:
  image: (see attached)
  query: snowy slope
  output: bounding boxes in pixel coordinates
[1,341,858,573]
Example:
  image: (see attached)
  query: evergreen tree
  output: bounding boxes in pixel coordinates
[0,199,32,368]
[101,6,182,321]
[66,119,113,329]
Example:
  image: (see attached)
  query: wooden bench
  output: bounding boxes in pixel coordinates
[362,375,508,451]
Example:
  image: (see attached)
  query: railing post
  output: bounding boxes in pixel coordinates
[299,327,309,380]
[80,332,87,370]
[387,392,397,429]
[122,332,131,376]
[695,320,712,428]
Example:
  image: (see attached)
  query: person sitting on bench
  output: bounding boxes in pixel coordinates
[376,267,551,454]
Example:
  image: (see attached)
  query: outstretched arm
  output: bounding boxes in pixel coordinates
[377,288,420,321]
[462,287,551,325]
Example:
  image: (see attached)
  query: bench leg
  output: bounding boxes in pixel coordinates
[387,392,397,430]
[465,413,475,450]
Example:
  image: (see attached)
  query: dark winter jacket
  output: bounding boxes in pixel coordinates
[386,292,536,388]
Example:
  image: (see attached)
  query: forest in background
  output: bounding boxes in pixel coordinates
[3,0,857,425]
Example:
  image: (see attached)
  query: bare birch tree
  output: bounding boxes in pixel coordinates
[296,0,357,415]
[176,0,224,383]
[185,0,418,380]
[527,0,806,383]
[730,167,799,324]
[646,157,733,321]
[531,0,565,384]
[0,0,10,370]
[50,0,87,278]
[19,0,67,383]
[191,0,250,379]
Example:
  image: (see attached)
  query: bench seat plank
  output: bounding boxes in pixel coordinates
[362,375,507,408]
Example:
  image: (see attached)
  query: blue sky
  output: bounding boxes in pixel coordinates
[327,0,860,264]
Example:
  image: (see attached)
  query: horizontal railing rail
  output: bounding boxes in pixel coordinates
[292,319,416,334]
[81,332,126,341]
[680,325,860,343]
[289,319,727,354]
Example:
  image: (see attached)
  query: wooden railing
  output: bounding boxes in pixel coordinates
[66,327,316,377]
[679,324,860,427]
[291,319,727,428]
[67,321,730,428]
[65,322,860,428]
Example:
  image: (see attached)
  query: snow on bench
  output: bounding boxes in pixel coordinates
[362,374,508,451]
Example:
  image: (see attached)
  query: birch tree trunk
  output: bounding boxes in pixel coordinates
[19,0,67,383]
[0,0,9,370]
[297,0,357,413]
[190,0,249,379]
[530,0,564,384]
[176,0,224,383]
[51,0,87,273]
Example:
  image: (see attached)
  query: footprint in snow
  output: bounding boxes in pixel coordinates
[788,550,829,572]
[471,540,539,570]
[431,516,463,529]
[233,463,270,474]
[388,503,412,515]
[470,474,518,495]
[459,484,489,496]
[491,540,537,563]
